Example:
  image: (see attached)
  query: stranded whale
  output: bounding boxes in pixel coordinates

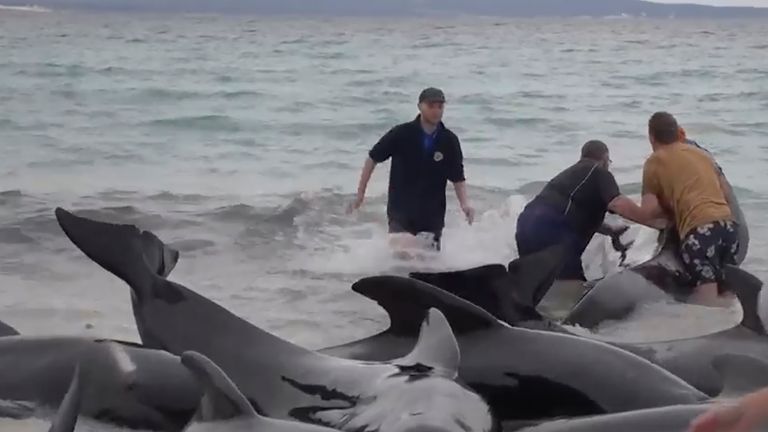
[54,204,495,432]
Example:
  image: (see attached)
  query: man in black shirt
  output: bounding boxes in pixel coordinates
[349,87,474,252]
[516,140,659,281]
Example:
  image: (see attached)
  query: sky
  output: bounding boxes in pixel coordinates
[654,0,768,5]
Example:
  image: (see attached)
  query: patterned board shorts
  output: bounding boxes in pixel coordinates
[680,220,740,287]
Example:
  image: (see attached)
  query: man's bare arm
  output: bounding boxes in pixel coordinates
[452,181,474,224]
[348,157,377,212]
[607,194,668,229]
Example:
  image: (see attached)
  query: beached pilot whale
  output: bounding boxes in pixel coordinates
[512,402,755,432]
[179,351,343,432]
[54,205,495,432]
[315,275,714,420]
[514,354,768,432]
[0,334,201,431]
[51,206,710,422]
[612,268,768,397]
[406,245,768,398]
[562,167,750,329]
[0,228,195,430]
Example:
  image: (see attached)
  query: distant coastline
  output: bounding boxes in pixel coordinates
[0,0,766,17]
[0,4,51,12]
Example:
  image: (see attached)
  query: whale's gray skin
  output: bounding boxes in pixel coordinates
[54,205,495,432]
[511,404,717,432]
[5,361,85,432]
[403,251,768,398]
[48,363,82,432]
[0,320,20,337]
[0,224,191,430]
[52,205,709,422]
[0,335,201,431]
[409,243,568,327]
[513,353,768,432]
[614,295,768,396]
[316,275,709,422]
[179,351,344,432]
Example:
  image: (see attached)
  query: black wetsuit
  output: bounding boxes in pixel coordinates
[369,115,465,250]
[515,158,621,280]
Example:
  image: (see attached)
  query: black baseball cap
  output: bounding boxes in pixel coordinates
[418,87,445,103]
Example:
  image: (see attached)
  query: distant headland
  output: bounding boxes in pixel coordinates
[1,0,767,18]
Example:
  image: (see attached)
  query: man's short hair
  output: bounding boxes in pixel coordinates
[581,140,609,161]
[648,111,680,145]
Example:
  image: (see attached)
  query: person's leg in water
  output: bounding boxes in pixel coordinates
[681,220,740,308]
[516,204,588,318]
[388,218,441,260]
[541,236,590,319]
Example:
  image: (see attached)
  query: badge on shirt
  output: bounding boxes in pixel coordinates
[433,151,444,162]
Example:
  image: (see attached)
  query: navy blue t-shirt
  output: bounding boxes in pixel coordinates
[368,116,465,231]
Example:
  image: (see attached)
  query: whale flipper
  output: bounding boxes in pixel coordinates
[399,308,460,378]
[723,265,766,336]
[351,275,502,336]
[712,353,768,398]
[180,351,348,432]
[181,351,258,421]
[48,364,82,432]
[0,320,19,337]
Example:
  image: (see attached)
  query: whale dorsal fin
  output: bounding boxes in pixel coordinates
[409,264,509,319]
[352,275,502,337]
[398,308,460,378]
[712,353,768,397]
[48,364,82,432]
[723,265,767,336]
[407,244,566,326]
[181,351,258,422]
[0,319,19,337]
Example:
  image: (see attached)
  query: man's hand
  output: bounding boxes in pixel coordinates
[649,217,670,230]
[461,204,475,225]
[688,387,768,432]
[346,193,365,215]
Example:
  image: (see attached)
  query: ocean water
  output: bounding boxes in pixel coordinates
[1,9,767,430]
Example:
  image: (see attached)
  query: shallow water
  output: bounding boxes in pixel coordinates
[0,10,767,430]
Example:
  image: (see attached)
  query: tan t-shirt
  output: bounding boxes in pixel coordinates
[642,142,732,239]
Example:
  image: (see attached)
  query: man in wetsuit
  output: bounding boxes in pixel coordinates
[515,140,664,282]
[349,87,474,252]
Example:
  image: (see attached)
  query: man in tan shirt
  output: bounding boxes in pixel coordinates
[641,112,739,307]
